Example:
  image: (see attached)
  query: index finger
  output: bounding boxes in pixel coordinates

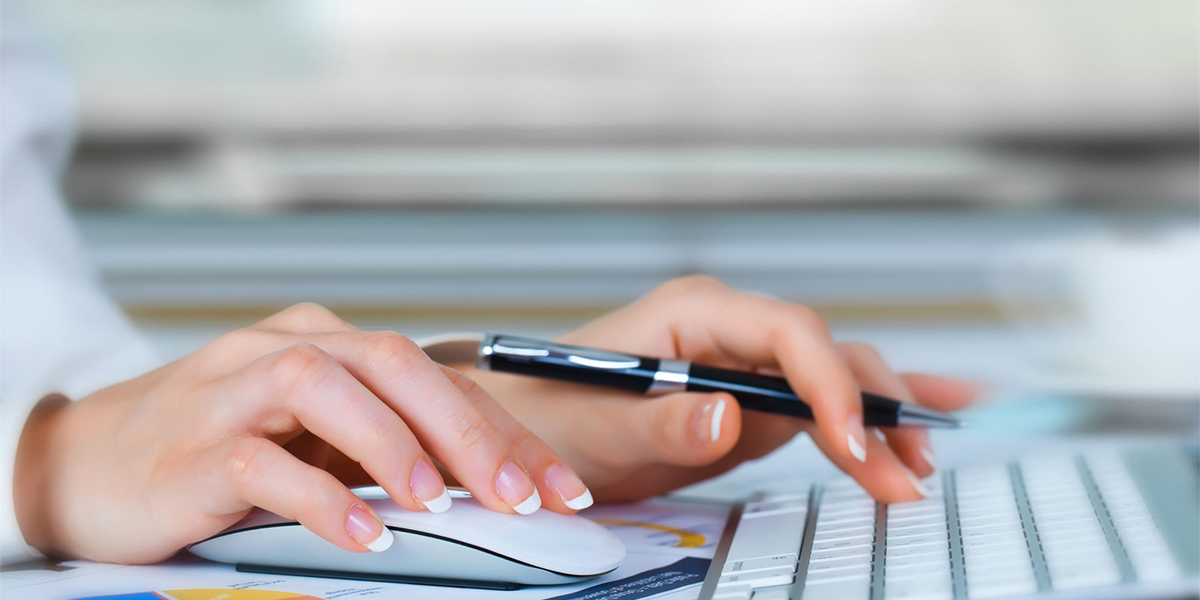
[306,331,548,516]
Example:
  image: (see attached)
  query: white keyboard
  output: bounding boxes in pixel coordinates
[699,448,1198,600]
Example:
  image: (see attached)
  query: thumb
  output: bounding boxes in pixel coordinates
[627,392,741,467]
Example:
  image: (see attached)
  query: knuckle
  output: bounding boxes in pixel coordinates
[207,328,266,353]
[283,301,335,320]
[507,428,544,457]
[781,304,830,339]
[280,302,346,330]
[842,341,882,362]
[659,274,725,297]
[454,414,494,455]
[226,438,275,491]
[363,331,423,376]
[269,343,331,398]
[444,367,484,397]
[357,418,403,460]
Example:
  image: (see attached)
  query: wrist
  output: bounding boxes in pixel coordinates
[14,394,71,557]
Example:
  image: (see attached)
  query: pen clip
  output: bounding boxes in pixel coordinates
[479,333,642,370]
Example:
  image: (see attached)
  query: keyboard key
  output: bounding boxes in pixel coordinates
[967,575,1038,599]
[886,523,947,537]
[812,526,875,542]
[962,540,1028,557]
[1034,512,1099,526]
[720,566,795,588]
[886,514,947,529]
[883,573,952,600]
[724,554,799,574]
[715,582,754,598]
[1048,562,1121,590]
[815,520,875,535]
[726,509,807,563]
[807,555,872,574]
[884,541,948,557]
[811,536,873,553]
[750,587,792,600]
[960,531,1025,547]
[960,522,1022,538]
[809,547,874,563]
[963,553,1034,573]
[819,504,875,517]
[884,561,951,579]
[884,532,947,547]
[713,590,753,600]
[801,574,870,600]
[816,514,876,529]
[885,551,952,568]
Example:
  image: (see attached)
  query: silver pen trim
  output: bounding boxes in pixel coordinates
[895,403,964,428]
[477,333,500,370]
[479,333,643,371]
[648,359,690,395]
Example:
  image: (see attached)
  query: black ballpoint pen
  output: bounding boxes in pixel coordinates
[477,333,963,429]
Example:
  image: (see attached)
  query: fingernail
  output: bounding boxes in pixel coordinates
[495,459,541,515]
[346,504,393,552]
[905,467,932,498]
[920,446,938,471]
[846,417,868,463]
[545,463,593,510]
[694,398,727,445]
[410,457,452,514]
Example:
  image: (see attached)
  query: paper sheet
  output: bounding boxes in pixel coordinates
[0,499,729,600]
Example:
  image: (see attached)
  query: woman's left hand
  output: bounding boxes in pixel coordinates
[460,276,976,505]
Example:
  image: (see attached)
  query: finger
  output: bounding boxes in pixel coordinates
[650,278,867,467]
[554,389,742,472]
[579,408,801,503]
[250,302,356,334]
[808,421,930,504]
[899,373,978,411]
[306,331,542,515]
[437,366,597,513]
[621,391,742,468]
[231,343,450,514]
[215,436,394,553]
[838,342,935,477]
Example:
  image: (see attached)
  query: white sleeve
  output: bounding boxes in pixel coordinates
[0,0,160,565]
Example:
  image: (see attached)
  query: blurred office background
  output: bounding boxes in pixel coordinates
[26,0,1200,430]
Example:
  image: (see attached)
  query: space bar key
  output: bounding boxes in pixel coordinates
[726,510,809,563]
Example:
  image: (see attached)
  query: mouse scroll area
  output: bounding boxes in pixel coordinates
[218,526,601,588]
[187,495,626,589]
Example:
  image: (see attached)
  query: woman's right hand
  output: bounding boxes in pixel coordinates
[13,303,590,564]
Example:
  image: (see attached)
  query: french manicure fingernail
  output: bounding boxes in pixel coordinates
[346,504,393,552]
[920,446,938,471]
[846,417,868,463]
[694,398,727,445]
[905,467,932,498]
[545,463,593,510]
[410,457,452,514]
[496,459,541,515]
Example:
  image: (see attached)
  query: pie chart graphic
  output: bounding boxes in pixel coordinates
[75,590,321,600]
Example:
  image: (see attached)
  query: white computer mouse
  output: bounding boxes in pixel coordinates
[187,488,625,589]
